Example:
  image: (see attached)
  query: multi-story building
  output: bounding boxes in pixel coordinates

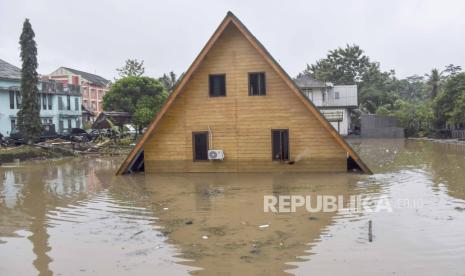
[295,74,358,136]
[0,59,82,136]
[48,67,110,116]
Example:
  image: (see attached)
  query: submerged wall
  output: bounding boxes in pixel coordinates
[361,115,405,138]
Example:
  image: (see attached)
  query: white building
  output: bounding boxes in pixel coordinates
[0,59,82,137]
[295,74,358,136]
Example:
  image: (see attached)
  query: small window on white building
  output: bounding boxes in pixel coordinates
[58,96,64,110]
[16,92,22,108]
[9,91,15,109]
[42,94,47,109]
[48,94,53,109]
[59,120,64,132]
[335,91,340,100]
[11,119,16,131]
[302,88,313,100]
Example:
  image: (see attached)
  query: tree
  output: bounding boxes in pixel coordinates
[434,73,465,128]
[116,59,145,78]
[158,71,178,92]
[425,68,442,99]
[303,44,373,84]
[301,44,400,114]
[133,96,158,128]
[103,76,168,129]
[443,64,462,77]
[17,19,42,144]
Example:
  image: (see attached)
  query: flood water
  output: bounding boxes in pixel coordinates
[1,139,465,275]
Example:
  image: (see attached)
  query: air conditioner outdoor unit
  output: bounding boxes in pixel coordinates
[208,149,224,160]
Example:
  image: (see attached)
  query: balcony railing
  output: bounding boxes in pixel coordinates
[320,95,358,107]
[40,81,80,94]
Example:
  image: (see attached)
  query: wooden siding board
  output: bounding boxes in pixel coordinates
[117,12,371,175]
[143,24,347,173]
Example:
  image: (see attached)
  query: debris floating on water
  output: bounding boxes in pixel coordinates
[202,235,209,240]
[368,220,373,242]
[130,230,143,239]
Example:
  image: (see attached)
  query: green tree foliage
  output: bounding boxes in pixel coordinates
[158,71,178,92]
[103,76,168,129]
[133,96,158,128]
[425,68,442,99]
[17,19,42,144]
[434,72,465,127]
[302,44,401,114]
[303,44,372,84]
[116,59,145,78]
[300,43,463,136]
[443,64,462,77]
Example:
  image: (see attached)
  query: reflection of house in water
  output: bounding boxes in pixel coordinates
[0,160,106,275]
[139,173,359,275]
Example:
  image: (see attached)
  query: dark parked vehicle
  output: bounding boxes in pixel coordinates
[9,124,58,144]
[60,128,93,142]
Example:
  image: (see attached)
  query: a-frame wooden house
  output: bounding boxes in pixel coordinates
[117,12,371,175]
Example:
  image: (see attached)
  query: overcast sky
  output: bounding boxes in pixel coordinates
[1,0,464,80]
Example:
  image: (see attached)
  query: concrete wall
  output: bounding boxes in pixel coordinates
[361,114,404,138]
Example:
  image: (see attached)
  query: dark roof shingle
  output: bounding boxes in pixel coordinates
[0,59,21,80]
[62,67,110,86]
[294,74,326,88]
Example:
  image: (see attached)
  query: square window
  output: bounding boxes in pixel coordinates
[209,74,226,97]
[249,72,266,96]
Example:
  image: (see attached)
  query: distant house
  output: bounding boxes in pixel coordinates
[0,59,82,136]
[91,111,132,130]
[295,74,358,136]
[48,67,110,115]
[117,12,371,175]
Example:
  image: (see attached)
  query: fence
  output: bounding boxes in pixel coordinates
[451,130,465,139]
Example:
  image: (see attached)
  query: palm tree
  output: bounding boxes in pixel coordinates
[426,68,442,99]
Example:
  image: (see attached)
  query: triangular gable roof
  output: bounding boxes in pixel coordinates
[117,11,371,175]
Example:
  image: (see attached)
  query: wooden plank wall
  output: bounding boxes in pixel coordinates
[144,24,347,173]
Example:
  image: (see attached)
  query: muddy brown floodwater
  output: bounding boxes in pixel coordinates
[1,139,465,275]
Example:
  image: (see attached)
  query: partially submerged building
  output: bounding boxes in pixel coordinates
[117,12,371,175]
[295,74,358,136]
[91,111,132,130]
[0,59,82,136]
[48,67,110,115]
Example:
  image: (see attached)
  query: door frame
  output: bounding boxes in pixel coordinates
[192,131,209,162]
[271,129,290,161]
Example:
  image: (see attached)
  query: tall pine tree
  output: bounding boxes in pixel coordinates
[17,19,42,144]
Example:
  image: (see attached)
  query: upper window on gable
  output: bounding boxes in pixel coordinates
[209,74,226,97]
[249,72,266,96]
